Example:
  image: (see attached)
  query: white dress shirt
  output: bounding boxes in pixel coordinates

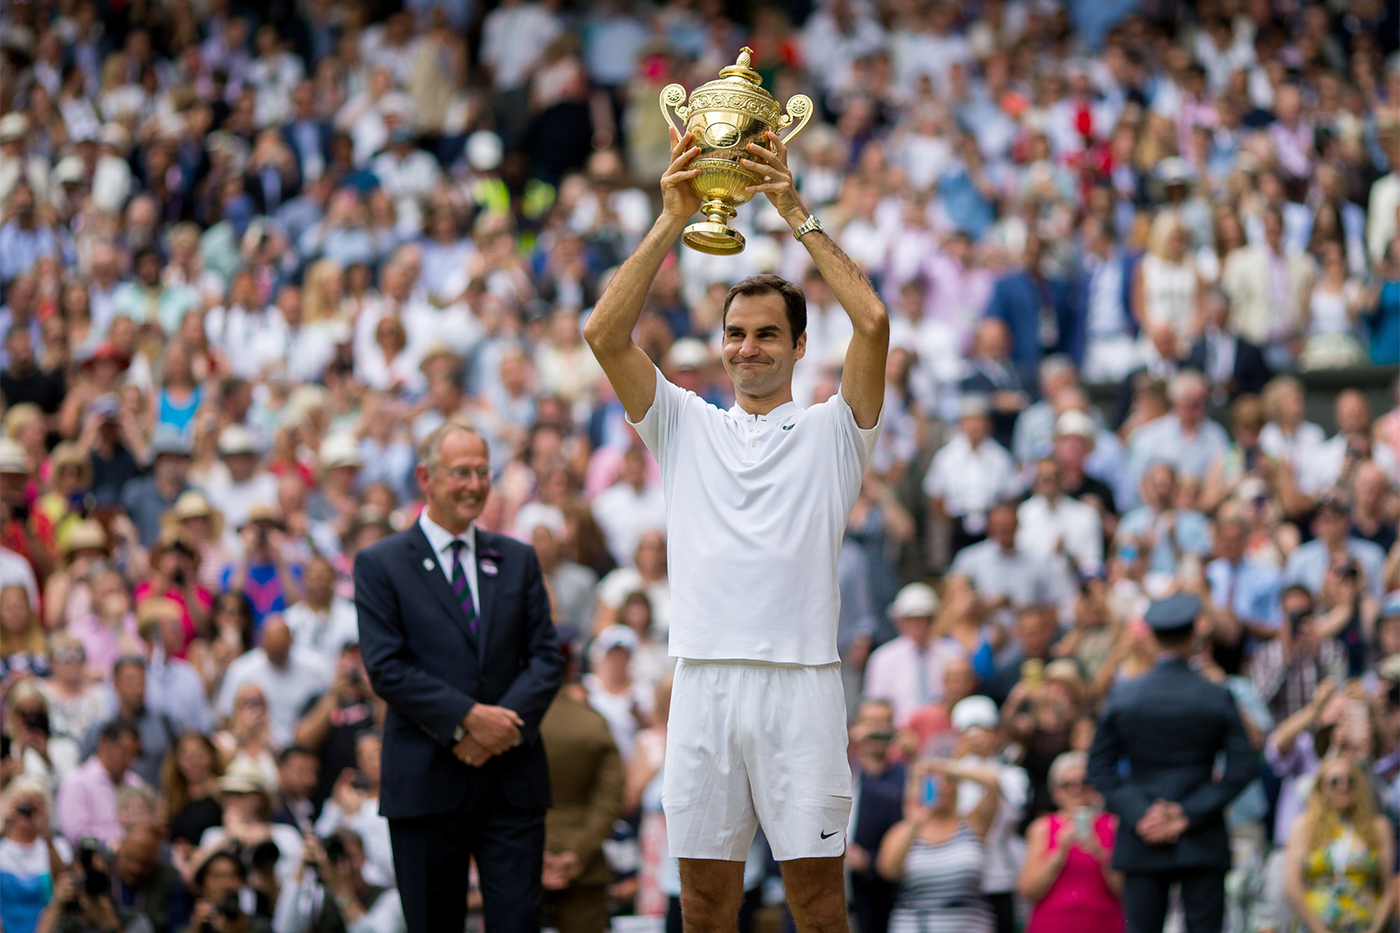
[1016,493,1104,574]
[417,510,481,615]
[863,636,968,727]
[922,433,1016,530]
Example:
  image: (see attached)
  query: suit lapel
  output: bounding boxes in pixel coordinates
[474,529,500,651]
[407,526,478,649]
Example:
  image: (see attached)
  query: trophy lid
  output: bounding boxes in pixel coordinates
[717,47,762,86]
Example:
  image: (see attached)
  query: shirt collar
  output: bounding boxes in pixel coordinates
[728,400,799,423]
[418,509,476,557]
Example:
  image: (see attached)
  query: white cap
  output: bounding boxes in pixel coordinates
[515,502,567,542]
[217,424,258,456]
[52,156,86,185]
[589,624,639,667]
[1054,410,1096,443]
[0,113,29,142]
[0,439,28,474]
[466,131,503,173]
[889,582,939,619]
[319,433,363,470]
[667,338,709,371]
[951,696,1000,732]
[98,123,128,149]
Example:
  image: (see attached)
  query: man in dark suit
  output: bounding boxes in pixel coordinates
[1184,288,1271,404]
[356,422,564,933]
[1087,594,1255,933]
[960,318,1033,450]
[986,232,1083,374]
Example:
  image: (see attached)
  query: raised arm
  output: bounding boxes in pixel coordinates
[742,132,889,428]
[583,129,702,422]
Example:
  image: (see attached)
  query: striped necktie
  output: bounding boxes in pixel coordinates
[448,540,478,636]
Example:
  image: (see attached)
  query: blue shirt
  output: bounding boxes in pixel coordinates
[1283,538,1387,601]
[1122,414,1231,510]
[1206,557,1282,632]
[1117,507,1212,576]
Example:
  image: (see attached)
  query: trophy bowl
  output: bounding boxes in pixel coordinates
[660,48,813,255]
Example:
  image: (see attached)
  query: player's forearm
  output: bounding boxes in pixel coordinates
[800,230,889,337]
[584,215,687,354]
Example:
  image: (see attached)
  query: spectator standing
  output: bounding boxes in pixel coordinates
[923,397,1015,555]
[54,720,144,850]
[864,583,967,728]
[217,619,328,749]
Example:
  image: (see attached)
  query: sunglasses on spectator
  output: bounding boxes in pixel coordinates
[1056,778,1086,790]
[51,647,85,663]
[1325,775,1353,790]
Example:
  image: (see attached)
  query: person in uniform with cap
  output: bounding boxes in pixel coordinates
[1087,593,1255,933]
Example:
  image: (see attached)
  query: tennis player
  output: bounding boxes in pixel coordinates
[584,127,888,932]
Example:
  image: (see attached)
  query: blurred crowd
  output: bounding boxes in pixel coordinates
[0,0,1399,929]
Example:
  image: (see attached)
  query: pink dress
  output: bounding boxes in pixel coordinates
[1026,813,1125,933]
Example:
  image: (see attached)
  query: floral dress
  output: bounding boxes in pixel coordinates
[1299,822,1383,933]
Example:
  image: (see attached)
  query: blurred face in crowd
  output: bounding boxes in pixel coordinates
[176,735,215,784]
[1313,502,1349,549]
[634,530,667,577]
[1144,464,1177,510]
[895,608,934,648]
[356,733,381,785]
[1049,759,1096,812]
[262,620,292,668]
[960,411,991,446]
[943,657,977,707]
[279,751,318,799]
[99,731,141,780]
[1172,381,1208,428]
[987,503,1017,550]
[304,559,335,606]
[0,587,31,634]
[1335,390,1370,435]
[115,826,161,887]
[114,662,146,712]
[198,854,244,903]
[1016,608,1056,658]
[1215,518,1247,562]
[152,451,190,487]
[416,428,491,534]
[1317,757,1360,815]
[1032,460,1062,500]
[721,290,805,402]
[223,451,257,483]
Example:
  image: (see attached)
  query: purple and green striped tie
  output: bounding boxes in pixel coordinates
[448,540,478,636]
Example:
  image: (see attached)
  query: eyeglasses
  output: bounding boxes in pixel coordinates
[434,465,492,484]
[1326,775,1353,791]
[51,647,85,663]
[1055,779,1087,791]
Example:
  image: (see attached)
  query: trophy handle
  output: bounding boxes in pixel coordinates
[659,84,690,138]
[776,94,814,146]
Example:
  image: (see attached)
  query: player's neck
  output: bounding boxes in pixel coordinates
[734,387,795,417]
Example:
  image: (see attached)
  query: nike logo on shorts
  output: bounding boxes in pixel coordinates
[820,830,839,839]
[782,423,794,430]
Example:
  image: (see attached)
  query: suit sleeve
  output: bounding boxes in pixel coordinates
[495,545,565,743]
[354,547,476,748]
[563,733,625,862]
[1087,696,1154,831]
[1177,691,1256,828]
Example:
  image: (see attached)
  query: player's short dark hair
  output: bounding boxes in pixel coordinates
[721,274,807,348]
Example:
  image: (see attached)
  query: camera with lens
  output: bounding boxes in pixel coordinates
[70,838,110,904]
[322,834,347,865]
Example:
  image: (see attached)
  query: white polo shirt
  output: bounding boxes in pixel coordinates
[629,367,880,665]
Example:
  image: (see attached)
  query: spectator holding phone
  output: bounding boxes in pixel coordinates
[1018,750,1124,933]
[876,758,1001,933]
[0,776,69,933]
[37,838,151,933]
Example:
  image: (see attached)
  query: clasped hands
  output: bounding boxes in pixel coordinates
[1135,799,1188,845]
[453,704,524,768]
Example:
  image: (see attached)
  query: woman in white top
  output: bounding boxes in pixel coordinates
[1300,240,1367,370]
[1132,211,1202,342]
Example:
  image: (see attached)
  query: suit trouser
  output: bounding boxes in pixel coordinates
[389,780,545,933]
[1123,868,1226,933]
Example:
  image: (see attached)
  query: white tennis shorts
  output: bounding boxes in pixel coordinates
[662,659,853,862]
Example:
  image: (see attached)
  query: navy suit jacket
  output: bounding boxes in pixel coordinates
[987,270,1083,371]
[1184,335,1272,399]
[1087,658,1254,874]
[355,523,563,819]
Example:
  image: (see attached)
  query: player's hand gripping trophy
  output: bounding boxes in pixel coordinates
[659,48,814,255]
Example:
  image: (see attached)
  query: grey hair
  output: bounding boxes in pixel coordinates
[416,421,487,471]
[1048,750,1088,787]
[1167,369,1208,404]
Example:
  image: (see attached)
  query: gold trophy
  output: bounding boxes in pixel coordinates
[660,48,814,255]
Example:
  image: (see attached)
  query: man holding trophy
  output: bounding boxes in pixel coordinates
[583,48,889,933]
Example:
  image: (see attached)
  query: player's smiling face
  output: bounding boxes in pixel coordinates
[721,291,806,400]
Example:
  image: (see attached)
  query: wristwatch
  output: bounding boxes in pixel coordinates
[793,214,823,240]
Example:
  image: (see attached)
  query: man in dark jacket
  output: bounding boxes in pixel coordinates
[1087,593,1255,933]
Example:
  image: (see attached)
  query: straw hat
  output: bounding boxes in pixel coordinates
[239,503,284,531]
[135,595,184,638]
[48,442,94,489]
[61,520,109,560]
[162,490,225,539]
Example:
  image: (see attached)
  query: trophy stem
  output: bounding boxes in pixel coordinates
[683,200,746,256]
